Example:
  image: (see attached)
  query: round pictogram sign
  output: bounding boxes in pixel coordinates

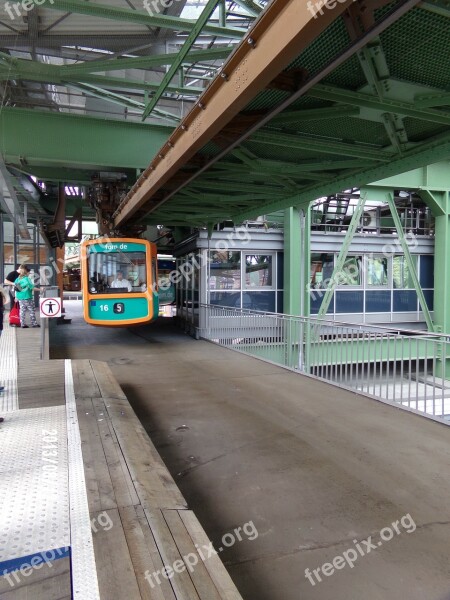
[40,297,62,318]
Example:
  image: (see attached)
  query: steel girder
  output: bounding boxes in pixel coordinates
[43,0,246,39]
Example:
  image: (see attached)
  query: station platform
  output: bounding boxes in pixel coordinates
[50,302,450,600]
[0,314,243,600]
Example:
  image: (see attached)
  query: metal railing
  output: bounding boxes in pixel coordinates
[199,304,450,422]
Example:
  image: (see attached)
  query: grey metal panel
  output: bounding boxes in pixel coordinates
[0,406,70,564]
[311,232,434,254]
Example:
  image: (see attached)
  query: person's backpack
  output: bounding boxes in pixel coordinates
[9,301,20,327]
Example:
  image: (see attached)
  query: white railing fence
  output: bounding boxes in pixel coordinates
[199,304,450,422]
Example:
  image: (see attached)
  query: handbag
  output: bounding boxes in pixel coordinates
[9,301,21,327]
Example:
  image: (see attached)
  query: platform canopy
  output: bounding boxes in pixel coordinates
[0,0,450,226]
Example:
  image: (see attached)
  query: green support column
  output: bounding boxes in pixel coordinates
[284,207,301,369]
[283,206,311,370]
[432,192,450,333]
[302,206,311,372]
[385,190,434,332]
[283,206,302,316]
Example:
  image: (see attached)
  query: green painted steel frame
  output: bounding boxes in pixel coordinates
[384,189,434,332]
[142,0,221,121]
[45,0,245,38]
[315,192,367,321]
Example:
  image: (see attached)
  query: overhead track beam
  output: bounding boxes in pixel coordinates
[114,0,358,225]
[114,0,422,227]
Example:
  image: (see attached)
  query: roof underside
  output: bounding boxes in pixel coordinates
[1,0,450,227]
[113,0,450,227]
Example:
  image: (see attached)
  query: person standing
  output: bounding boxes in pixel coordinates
[0,287,7,399]
[4,266,20,307]
[15,265,40,328]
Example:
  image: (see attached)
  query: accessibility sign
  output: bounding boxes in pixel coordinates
[40,297,62,318]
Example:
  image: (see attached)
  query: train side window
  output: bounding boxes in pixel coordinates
[152,258,158,292]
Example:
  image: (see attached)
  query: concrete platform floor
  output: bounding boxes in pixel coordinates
[51,302,450,600]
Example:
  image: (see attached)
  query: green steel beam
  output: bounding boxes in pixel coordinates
[0,108,173,170]
[44,0,246,39]
[233,131,450,221]
[188,180,285,193]
[384,189,434,332]
[66,82,180,122]
[414,92,450,109]
[270,105,359,124]
[62,48,232,76]
[315,193,367,321]
[369,162,450,193]
[142,0,220,121]
[231,0,263,16]
[418,189,446,216]
[251,131,392,161]
[0,63,205,97]
[12,166,124,185]
[355,40,408,154]
[307,84,450,127]
[0,65,205,96]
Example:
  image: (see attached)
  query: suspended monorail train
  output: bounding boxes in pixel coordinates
[81,238,159,326]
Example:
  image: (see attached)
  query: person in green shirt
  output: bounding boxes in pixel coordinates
[15,265,39,328]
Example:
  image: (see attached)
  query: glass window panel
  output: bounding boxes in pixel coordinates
[245,291,276,312]
[339,256,362,286]
[210,291,241,308]
[366,257,388,286]
[277,253,284,289]
[420,255,434,288]
[393,290,418,312]
[393,255,417,289]
[423,289,434,311]
[209,251,241,290]
[335,291,364,313]
[245,255,273,288]
[310,253,334,289]
[365,291,391,313]
[310,292,334,315]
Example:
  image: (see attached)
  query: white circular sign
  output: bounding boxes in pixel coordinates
[40,297,62,318]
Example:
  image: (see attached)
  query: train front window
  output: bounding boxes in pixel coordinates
[87,250,147,294]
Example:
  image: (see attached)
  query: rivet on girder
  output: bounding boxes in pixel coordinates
[168,142,174,148]
[247,37,256,48]
[158,154,164,159]
[220,72,229,80]
[198,102,206,109]
[181,125,188,131]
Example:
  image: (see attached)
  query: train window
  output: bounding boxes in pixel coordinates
[87,248,147,293]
